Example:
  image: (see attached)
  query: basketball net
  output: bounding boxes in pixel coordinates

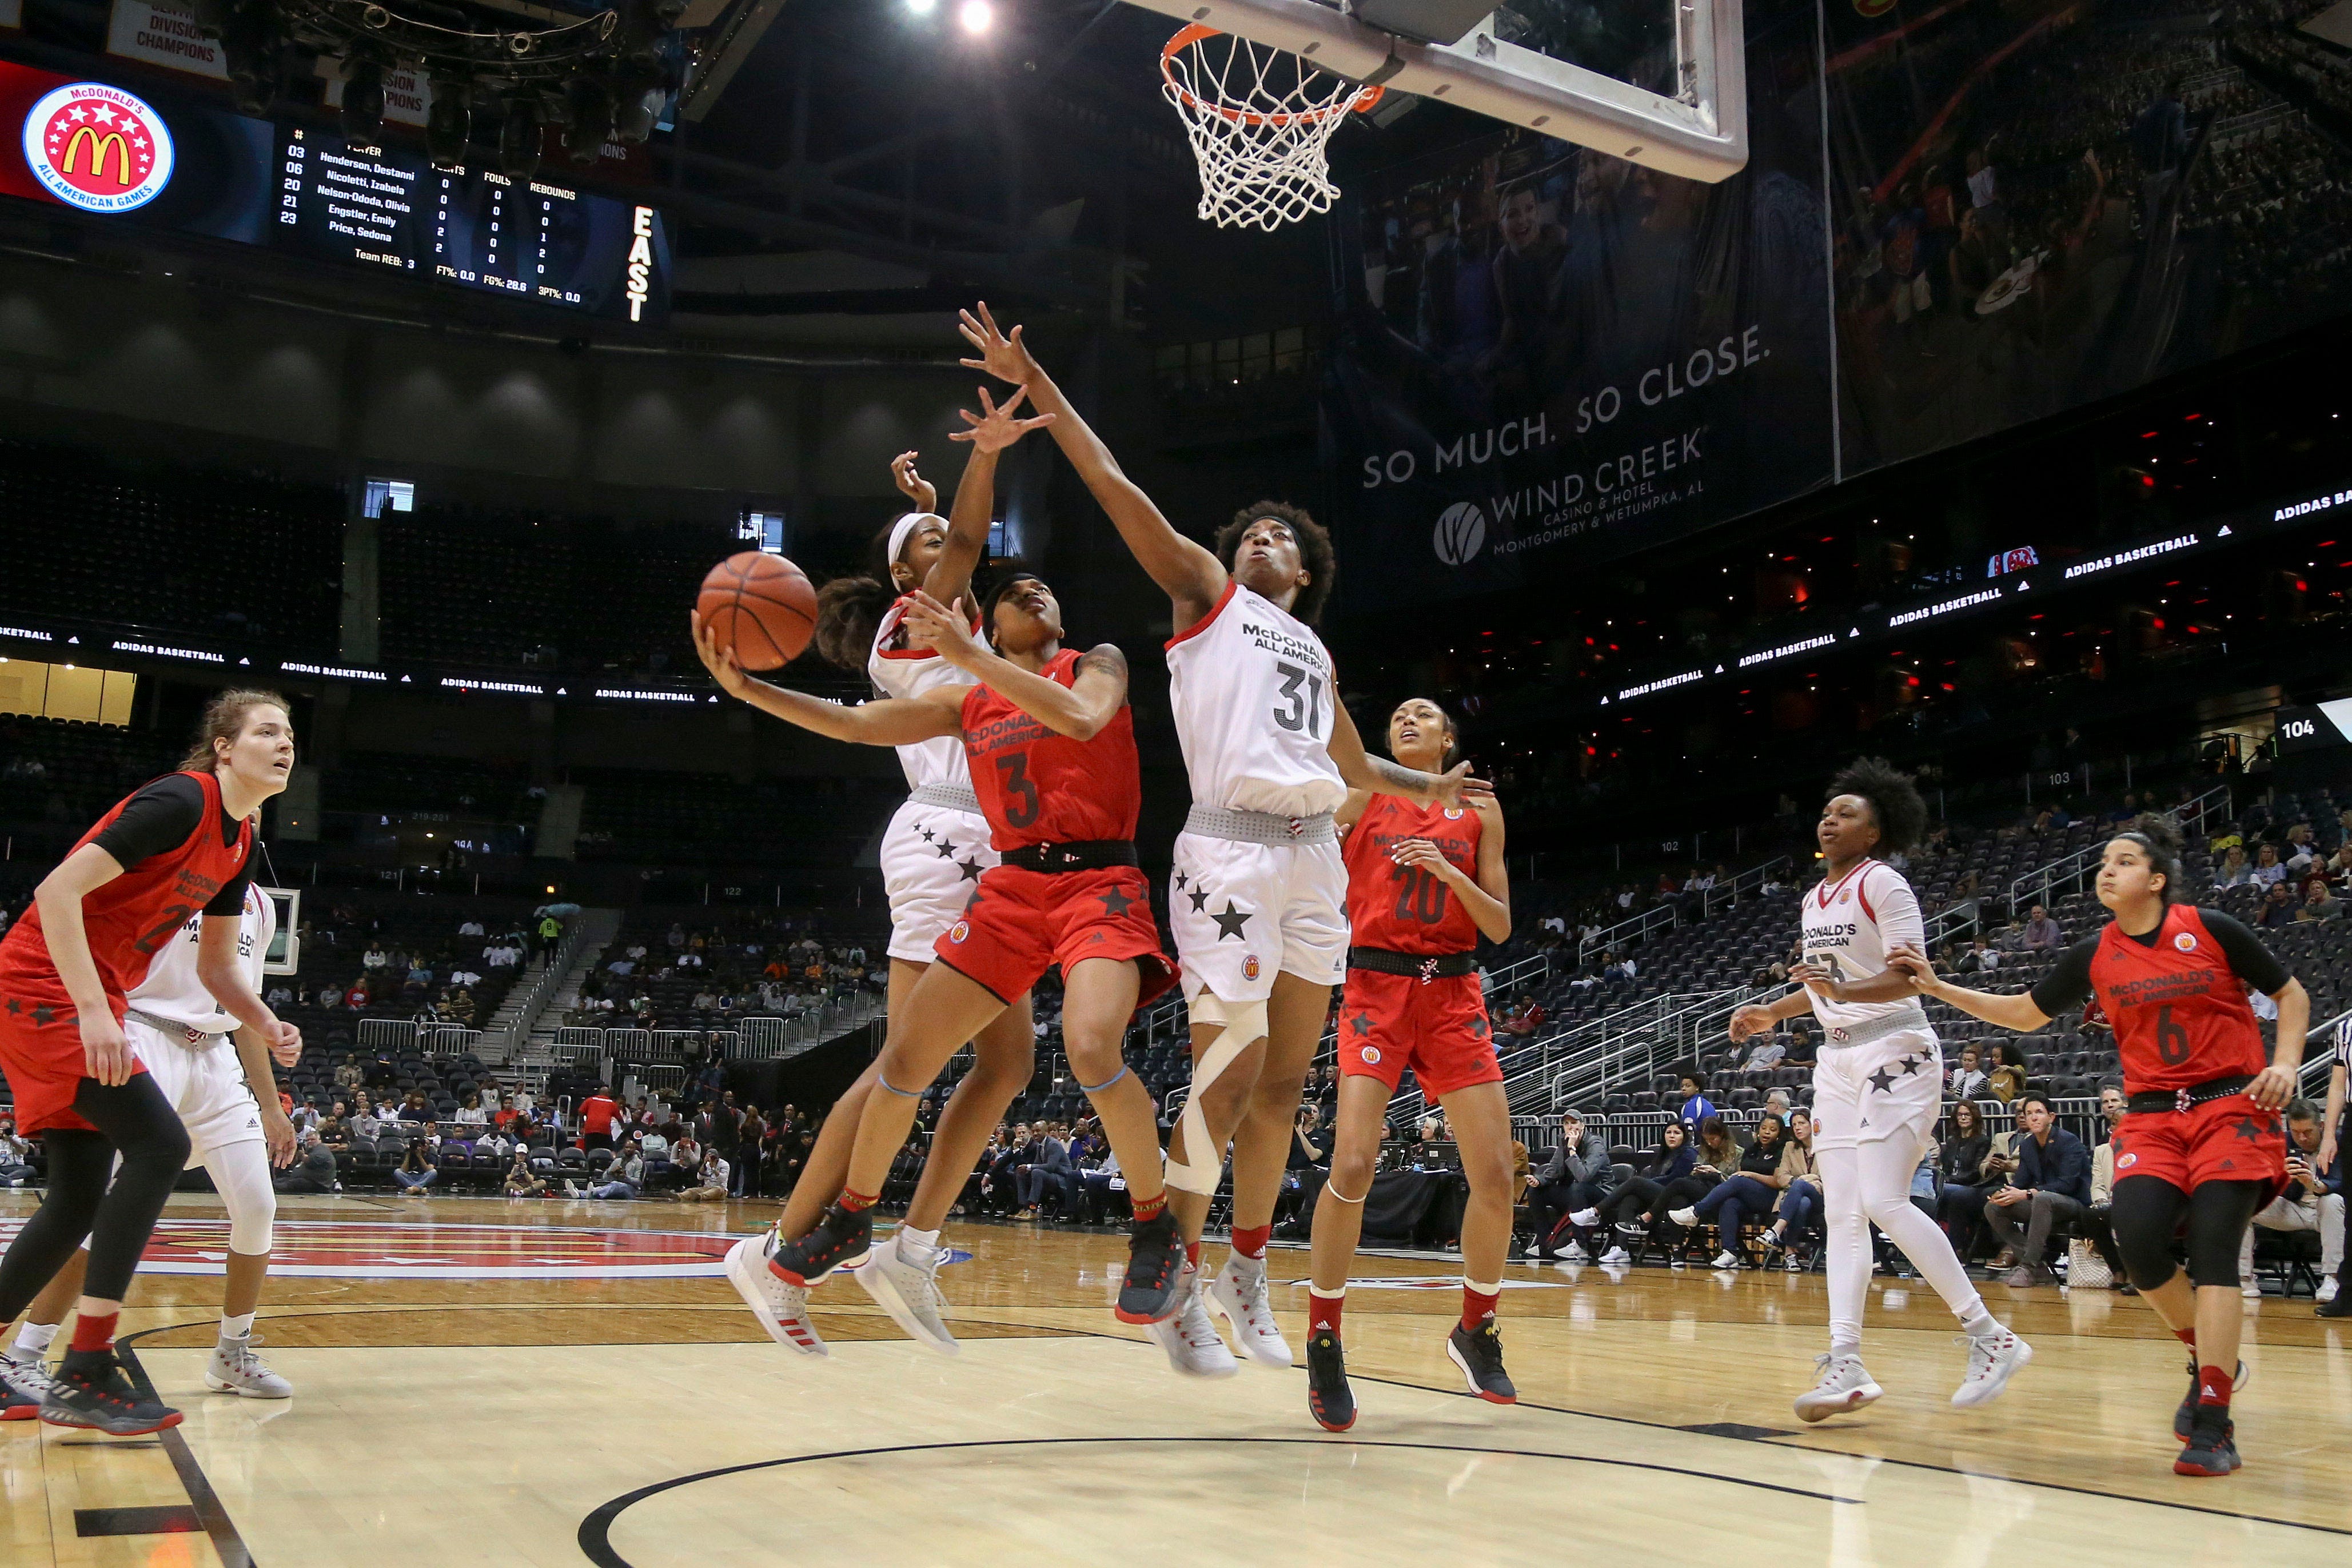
[1159,25,1384,233]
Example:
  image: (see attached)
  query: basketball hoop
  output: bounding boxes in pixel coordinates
[1159,24,1384,233]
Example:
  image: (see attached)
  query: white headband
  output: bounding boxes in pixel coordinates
[888,512,947,574]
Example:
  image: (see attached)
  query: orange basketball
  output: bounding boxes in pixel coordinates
[697,551,818,671]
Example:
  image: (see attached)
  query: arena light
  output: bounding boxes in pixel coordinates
[959,0,992,34]
[907,0,938,12]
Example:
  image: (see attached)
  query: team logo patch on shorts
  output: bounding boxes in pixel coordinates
[2174,932,2198,952]
[947,920,970,944]
[1242,954,1261,981]
[1361,1047,1381,1065]
[2118,1152,2137,1169]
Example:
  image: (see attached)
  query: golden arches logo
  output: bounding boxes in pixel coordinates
[62,126,134,187]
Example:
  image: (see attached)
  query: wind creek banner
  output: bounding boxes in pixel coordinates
[1324,0,2352,606]
[1325,0,1837,605]
[1827,0,2352,471]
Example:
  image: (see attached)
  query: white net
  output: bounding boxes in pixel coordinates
[1159,26,1382,233]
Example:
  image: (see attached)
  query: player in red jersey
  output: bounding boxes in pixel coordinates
[0,691,300,1435]
[1303,699,1513,1429]
[1889,816,2306,1477]
[698,572,1188,1347]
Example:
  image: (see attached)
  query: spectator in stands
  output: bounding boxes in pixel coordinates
[1980,1094,2089,1286]
[504,1147,549,1198]
[453,1092,487,1126]
[2297,882,2342,923]
[1986,1044,2027,1104]
[1935,1099,1994,1259]
[2257,880,2298,929]
[2283,824,2319,876]
[579,1087,620,1152]
[2211,845,2252,889]
[1015,1123,1077,1220]
[351,1093,384,1142]
[397,1091,431,1123]
[1957,938,2000,974]
[2022,904,2062,951]
[1676,1073,1717,1135]
[391,1139,438,1196]
[668,1133,703,1191]
[492,1093,520,1132]
[345,977,370,1010]
[1525,1109,1620,1262]
[639,1123,671,1184]
[576,1140,645,1202]
[1671,1112,1788,1269]
[1594,1122,1696,1260]
[2238,1101,2343,1300]
[317,1110,350,1150]
[1947,1044,1990,1101]
[1756,1109,1822,1267]
[1739,1033,1786,1074]
[265,981,293,1011]
[459,918,484,938]
[0,1114,35,1187]
[1781,1023,1817,1066]
[363,943,388,972]
[273,1128,340,1195]
[2250,842,2287,887]
[679,1150,729,1203]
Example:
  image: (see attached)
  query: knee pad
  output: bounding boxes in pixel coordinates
[207,1144,277,1256]
[1165,993,1267,1196]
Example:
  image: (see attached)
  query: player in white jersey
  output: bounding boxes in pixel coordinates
[708,389,1055,1355]
[2,883,301,1400]
[1728,759,2029,1421]
[957,304,1482,1375]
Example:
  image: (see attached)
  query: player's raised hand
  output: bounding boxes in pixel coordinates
[949,384,1056,453]
[1728,1004,1774,1043]
[1430,760,1494,807]
[689,610,754,700]
[958,301,1039,385]
[900,591,986,667]
[891,450,937,513]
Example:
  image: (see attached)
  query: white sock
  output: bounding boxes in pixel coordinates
[13,1322,59,1359]
[897,1226,940,1262]
[221,1311,257,1341]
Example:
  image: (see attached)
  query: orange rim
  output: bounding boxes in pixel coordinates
[1160,23,1384,128]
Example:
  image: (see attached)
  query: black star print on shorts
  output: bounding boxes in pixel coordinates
[1098,885,1138,916]
[1348,1012,1372,1037]
[958,858,982,882]
[1210,901,1252,941]
[1866,1066,1900,1095]
[935,838,958,859]
[1187,886,1210,913]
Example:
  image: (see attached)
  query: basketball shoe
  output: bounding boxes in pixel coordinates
[1793,1353,1882,1422]
[1207,1252,1292,1367]
[1145,1262,1238,1378]
[724,1231,829,1356]
[1,1351,53,1420]
[1951,1327,2032,1409]
[2175,1406,2241,1477]
[42,1352,182,1436]
[855,1234,958,1356]
[1445,1319,1516,1404]
[1116,1208,1186,1324]
[2174,1358,2246,1442]
[205,1333,293,1398]
[769,1202,873,1287]
[1305,1329,1356,1431]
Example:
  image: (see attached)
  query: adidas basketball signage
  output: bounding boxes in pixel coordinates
[1433,500,1486,565]
[21,81,173,212]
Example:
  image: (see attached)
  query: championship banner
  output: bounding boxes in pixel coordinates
[106,0,230,81]
[1825,0,2352,473]
[1324,0,1836,607]
[321,58,434,129]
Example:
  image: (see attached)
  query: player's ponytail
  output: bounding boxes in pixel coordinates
[2116,813,2186,901]
[180,688,290,772]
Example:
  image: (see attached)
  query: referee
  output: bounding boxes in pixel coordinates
[2322,1012,2351,1318]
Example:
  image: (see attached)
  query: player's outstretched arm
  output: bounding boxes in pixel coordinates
[1326,698,1491,807]
[958,302,1226,626]
[902,591,1129,741]
[1885,949,2054,1032]
[1789,961,1926,1006]
[927,384,1056,608]
[692,612,960,747]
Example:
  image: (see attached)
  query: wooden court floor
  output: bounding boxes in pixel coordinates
[3,1190,2349,1566]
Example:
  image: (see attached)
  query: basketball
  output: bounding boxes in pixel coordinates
[697,550,818,671]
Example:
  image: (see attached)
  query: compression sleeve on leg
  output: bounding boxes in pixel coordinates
[203,1140,278,1256]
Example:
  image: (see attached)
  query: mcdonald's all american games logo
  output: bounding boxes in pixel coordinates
[22,82,175,213]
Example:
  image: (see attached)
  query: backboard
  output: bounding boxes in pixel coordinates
[1123,0,1747,183]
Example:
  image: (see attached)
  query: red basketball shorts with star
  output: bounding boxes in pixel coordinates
[932,864,1178,1009]
[1336,970,1500,1099]
[2110,1092,2287,1194]
[0,996,138,1135]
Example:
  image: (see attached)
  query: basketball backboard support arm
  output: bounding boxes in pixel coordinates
[1121,0,1748,183]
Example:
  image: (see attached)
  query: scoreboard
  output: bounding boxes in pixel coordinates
[0,58,669,324]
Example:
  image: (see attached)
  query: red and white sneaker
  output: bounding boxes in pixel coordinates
[726,1232,829,1357]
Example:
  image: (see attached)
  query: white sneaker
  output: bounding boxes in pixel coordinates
[205,1334,293,1399]
[1568,1208,1600,1228]
[1,1351,57,1413]
[1793,1353,1883,1423]
[1667,1207,1700,1228]
[563,1180,582,1198]
[2319,1277,2341,1305]
[1951,1328,2032,1409]
[1523,1238,1545,1258]
[1711,1250,1741,1270]
[1598,1246,1631,1266]
[854,1235,958,1357]
[1561,1242,1591,1264]
[1207,1253,1292,1368]
[724,1233,828,1356]
[1145,1264,1238,1378]
[2242,1279,2265,1299]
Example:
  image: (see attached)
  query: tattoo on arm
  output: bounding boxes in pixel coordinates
[1366,756,1432,798]
[1076,644,1128,681]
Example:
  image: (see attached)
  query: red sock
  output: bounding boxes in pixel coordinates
[1462,1283,1500,1332]
[1131,1191,1166,1223]
[1185,1241,1202,1269]
[1309,1288,1344,1335]
[1231,1224,1270,1260]
[70,1312,118,1356]
[2197,1364,2233,1409]
[2175,1326,2198,1349]
[838,1188,877,1213]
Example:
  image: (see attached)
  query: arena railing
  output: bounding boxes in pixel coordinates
[2006,783,2232,915]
